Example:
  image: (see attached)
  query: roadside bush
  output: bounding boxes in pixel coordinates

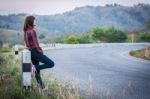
[77,34,92,44]
[92,28,108,42]
[39,34,45,40]
[138,32,150,42]
[92,27,127,42]
[107,28,127,42]
[64,35,79,44]
[63,33,93,44]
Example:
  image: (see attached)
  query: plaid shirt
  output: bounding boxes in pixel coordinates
[24,27,43,54]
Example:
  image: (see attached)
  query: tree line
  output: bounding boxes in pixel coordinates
[62,19,150,44]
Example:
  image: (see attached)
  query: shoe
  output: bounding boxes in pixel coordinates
[42,85,48,91]
[36,74,45,89]
[40,82,45,89]
[37,82,46,89]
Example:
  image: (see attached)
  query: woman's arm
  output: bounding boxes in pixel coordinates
[30,30,44,54]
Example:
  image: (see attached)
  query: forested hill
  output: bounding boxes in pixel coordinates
[0,3,150,34]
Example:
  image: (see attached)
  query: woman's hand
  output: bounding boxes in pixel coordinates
[36,47,44,54]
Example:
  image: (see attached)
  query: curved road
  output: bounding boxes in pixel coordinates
[44,44,150,99]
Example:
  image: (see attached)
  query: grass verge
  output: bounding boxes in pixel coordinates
[0,48,81,99]
[129,48,150,60]
[0,47,135,99]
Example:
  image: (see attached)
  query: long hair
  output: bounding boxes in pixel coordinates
[23,16,35,33]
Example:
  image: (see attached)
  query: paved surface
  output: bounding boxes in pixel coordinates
[44,43,150,99]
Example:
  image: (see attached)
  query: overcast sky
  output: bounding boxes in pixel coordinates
[0,0,150,15]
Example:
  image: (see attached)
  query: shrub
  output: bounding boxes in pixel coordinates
[92,27,127,42]
[39,34,45,40]
[64,35,79,44]
[139,32,150,42]
[92,28,108,42]
[77,34,92,44]
[107,28,127,42]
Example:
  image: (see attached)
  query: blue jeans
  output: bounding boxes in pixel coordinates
[30,48,55,87]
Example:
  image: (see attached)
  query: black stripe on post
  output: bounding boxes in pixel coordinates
[22,63,31,72]
[15,51,18,55]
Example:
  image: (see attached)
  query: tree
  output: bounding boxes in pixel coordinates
[144,19,150,59]
[39,34,45,39]
[92,27,127,42]
[140,32,150,42]
[92,28,108,42]
[146,19,150,30]
[64,35,79,44]
[77,34,92,44]
[107,28,127,42]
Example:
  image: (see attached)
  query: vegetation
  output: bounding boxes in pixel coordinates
[146,19,150,30]
[77,34,92,44]
[129,49,150,60]
[63,27,128,44]
[130,49,144,59]
[0,48,12,53]
[39,34,45,40]
[132,19,150,42]
[64,33,92,44]
[137,32,150,42]
[64,35,79,44]
[0,48,81,99]
[92,27,127,42]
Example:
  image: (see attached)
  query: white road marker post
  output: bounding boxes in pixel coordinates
[15,45,19,60]
[22,49,31,90]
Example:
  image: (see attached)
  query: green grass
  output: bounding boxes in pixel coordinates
[0,48,12,53]
[0,48,81,99]
[129,49,150,60]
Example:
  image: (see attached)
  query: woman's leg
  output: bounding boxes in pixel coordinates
[31,54,44,88]
[31,49,55,88]
[31,49,55,71]
[35,54,55,70]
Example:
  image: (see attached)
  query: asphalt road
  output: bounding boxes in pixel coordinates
[44,44,150,99]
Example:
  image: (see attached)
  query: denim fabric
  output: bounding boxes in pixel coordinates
[30,48,55,86]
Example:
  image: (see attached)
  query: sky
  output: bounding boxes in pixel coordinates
[0,0,150,15]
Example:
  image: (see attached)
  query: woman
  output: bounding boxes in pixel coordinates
[23,16,55,89]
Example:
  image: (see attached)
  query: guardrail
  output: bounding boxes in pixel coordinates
[41,43,150,50]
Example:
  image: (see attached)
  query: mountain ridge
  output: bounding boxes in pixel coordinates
[0,3,150,34]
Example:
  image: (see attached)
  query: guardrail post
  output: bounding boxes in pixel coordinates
[53,43,55,47]
[22,49,31,90]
